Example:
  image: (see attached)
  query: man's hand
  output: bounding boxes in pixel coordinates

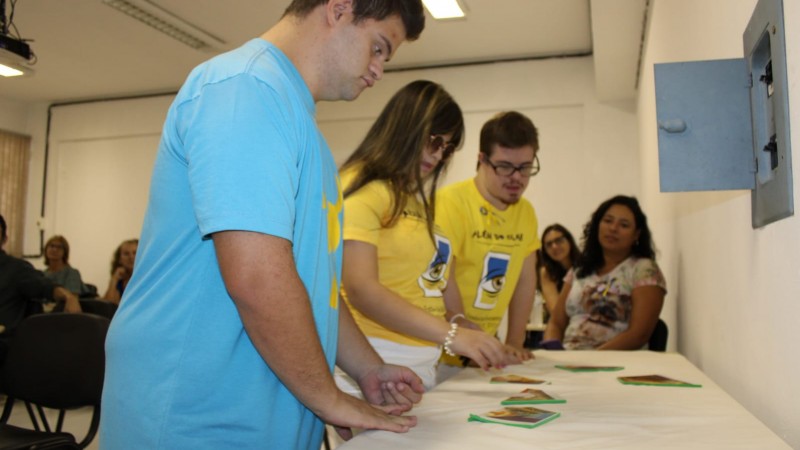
[323,389,419,441]
[357,364,425,411]
[328,364,424,441]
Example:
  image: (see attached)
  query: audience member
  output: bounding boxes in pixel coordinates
[102,238,137,304]
[542,195,666,350]
[0,214,81,366]
[436,111,541,374]
[100,1,426,449]
[43,235,86,295]
[337,80,507,391]
[537,224,579,319]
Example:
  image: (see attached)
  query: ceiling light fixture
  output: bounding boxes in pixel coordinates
[0,57,31,77]
[422,0,467,20]
[0,0,35,77]
[102,0,225,51]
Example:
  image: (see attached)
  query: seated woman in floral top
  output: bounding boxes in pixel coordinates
[542,195,666,350]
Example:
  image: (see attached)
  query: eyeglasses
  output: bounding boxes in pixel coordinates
[544,235,567,249]
[429,135,457,160]
[46,243,65,249]
[483,154,540,177]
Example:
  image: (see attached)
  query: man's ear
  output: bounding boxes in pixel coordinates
[326,0,353,24]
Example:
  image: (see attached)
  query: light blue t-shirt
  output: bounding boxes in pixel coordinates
[101,39,342,450]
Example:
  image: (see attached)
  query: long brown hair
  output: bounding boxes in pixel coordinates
[340,80,464,239]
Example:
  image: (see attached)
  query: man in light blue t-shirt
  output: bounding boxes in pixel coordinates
[100,1,426,449]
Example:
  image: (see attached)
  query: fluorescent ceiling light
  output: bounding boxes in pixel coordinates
[0,63,24,77]
[102,0,225,51]
[422,0,466,19]
[0,54,33,78]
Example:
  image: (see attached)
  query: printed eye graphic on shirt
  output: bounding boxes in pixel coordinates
[418,235,451,297]
[473,252,510,310]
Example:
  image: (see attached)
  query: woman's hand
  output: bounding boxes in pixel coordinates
[449,328,507,370]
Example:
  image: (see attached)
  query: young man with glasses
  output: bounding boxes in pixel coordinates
[436,111,541,374]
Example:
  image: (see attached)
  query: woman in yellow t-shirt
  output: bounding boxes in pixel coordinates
[336,80,508,390]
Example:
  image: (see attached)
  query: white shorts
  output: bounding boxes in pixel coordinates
[334,336,441,393]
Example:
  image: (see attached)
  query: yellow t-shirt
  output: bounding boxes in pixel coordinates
[341,168,451,347]
[436,178,540,337]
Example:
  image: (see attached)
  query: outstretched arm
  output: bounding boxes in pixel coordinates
[336,300,425,409]
[504,251,537,361]
[539,266,561,316]
[543,281,572,343]
[343,240,506,370]
[214,231,417,435]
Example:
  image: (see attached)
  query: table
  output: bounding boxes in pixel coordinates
[339,351,789,449]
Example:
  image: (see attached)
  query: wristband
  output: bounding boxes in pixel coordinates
[443,322,459,356]
[449,313,465,324]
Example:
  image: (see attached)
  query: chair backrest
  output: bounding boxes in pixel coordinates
[2,313,110,409]
[78,299,118,320]
[648,318,668,352]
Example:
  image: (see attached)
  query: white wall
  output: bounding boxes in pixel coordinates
[638,0,799,446]
[5,57,639,300]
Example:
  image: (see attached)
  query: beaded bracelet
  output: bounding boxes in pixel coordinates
[443,322,459,356]
[449,313,465,324]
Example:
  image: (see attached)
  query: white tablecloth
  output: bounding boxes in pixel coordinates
[339,350,789,449]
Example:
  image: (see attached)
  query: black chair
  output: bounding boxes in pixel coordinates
[0,313,109,449]
[648,318,668,352]
[79,284,98,299]
[78,299,118,320]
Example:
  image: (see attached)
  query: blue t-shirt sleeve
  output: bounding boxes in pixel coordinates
[179,74,298,241]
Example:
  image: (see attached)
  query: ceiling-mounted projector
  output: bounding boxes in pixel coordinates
[0,33,32,77]
[0,33,30,60]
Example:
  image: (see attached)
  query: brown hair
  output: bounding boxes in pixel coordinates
[341,80,464,239]
[111,239,139,274]
[478,111,539,168]
[44,235,71,266]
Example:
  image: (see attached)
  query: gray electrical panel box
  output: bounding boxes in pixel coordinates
[654,0,792,228]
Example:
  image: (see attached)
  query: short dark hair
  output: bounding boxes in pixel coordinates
[479,111,539,163]
[284,0,425,40]
[576,195,656,278]
[0,213,6,240]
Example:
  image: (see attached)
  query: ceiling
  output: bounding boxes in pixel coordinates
[0,0,647,104]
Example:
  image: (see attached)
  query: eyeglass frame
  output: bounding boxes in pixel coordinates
[543,235,567,249]
[482,153,541,177]
[428,135,457,160]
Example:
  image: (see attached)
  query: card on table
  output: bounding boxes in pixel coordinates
[501,388,566,405]
[555,364,625,372]
[468,406,561,429]
[617,374,702,388]
[490,374,549,384]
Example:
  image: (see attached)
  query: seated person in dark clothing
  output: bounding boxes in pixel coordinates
[0,214,81,366]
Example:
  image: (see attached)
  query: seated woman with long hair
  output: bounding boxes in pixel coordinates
[537,224,579,320]
[103,239,138,304]
[542,196,666,350]
[336,80,508,391]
